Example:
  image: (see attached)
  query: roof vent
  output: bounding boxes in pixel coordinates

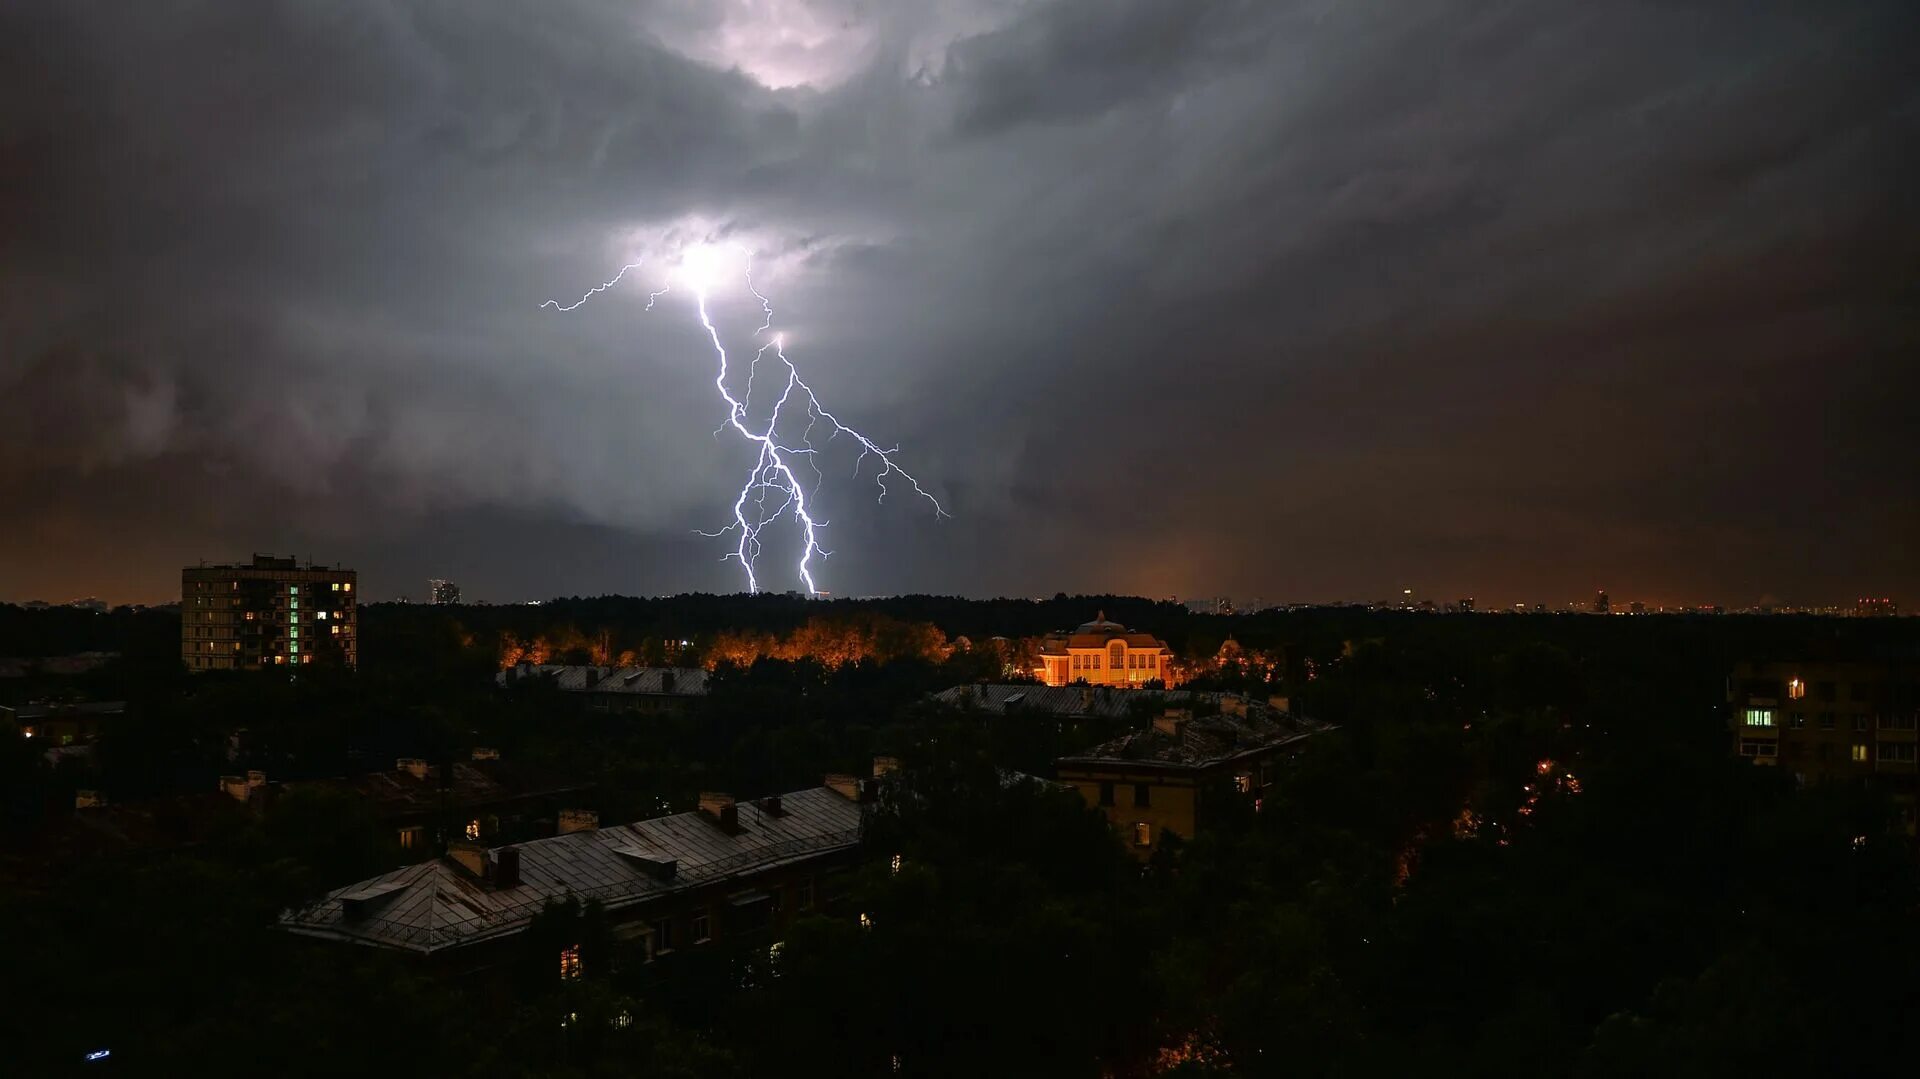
[825,773,870,802]
[759,794,786,817]
[492,846,521,888]
[698,792,740,834]
[340,880,408,923]
[612,846,678,879]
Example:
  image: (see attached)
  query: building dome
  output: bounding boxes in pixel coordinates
[1075,610,1126,634]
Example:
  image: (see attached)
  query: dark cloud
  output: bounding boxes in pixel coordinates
[1,0,1915,607]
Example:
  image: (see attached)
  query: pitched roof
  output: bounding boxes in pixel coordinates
[283,761,592,818]
[281,785,862,955]
[933,683,1262,720]
[495,665,709,697]
[1058,706,1330,771]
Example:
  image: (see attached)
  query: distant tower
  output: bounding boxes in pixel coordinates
[429,578,461,605]
[1592,589,1611,614]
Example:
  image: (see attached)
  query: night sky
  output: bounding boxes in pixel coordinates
[3,1,1915,607]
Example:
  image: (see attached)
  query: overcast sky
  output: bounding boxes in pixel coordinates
[3,1,1915,607]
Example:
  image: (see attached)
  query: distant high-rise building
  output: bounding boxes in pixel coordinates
[1456,597,1475,613]
[429,578,461,605]
[181,555,357,671]
[1856,597,1898,617]
[1592,589,1611,614]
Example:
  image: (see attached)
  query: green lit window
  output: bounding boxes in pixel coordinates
[1743,708,1774,727]
[289,586,299,595]
[289,641,299,653]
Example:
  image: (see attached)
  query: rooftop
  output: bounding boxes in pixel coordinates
[285,760,592,818]
[496,664,710,697]
[1058,705,1330,771]
[281,784,862,954]
[933,682,1264,720]
[1039,612,1170,652]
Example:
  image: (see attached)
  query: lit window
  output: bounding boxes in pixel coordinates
[274,655,286,665]
[559,946,582,980]
[1788,678,1805,700]
[317,610,326,620]
[1743,708,1774,727]
[289,642,299,653]
[244,611,255,621]
[1134,822,1152,847]
[289,626,299,639]
[289,586,299,595]
[465,819,481,841]
[858,912,873,930]
[343,582,352,592]
[889,853,902,875]
[691,909,711,943]
[399,826,421,850]
[1852,744,1869,763]
[331,582,340,591]
[1234,773,1253,794]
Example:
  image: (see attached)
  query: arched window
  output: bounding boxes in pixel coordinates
[1109,642,1125,669]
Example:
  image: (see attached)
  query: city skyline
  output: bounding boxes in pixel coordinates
[3,3,1915,611]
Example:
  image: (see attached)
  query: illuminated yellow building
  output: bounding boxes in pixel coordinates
[1035,612,1175,688]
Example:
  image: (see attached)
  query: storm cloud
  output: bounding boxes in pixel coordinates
[2,0,1915,606]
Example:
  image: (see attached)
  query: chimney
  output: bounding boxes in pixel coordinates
[825,773,870,802]
[1267,695,1291,713]
[1153,709,1191,737]
[219,775,250,802]
[493,846,522,888]
[872,755,901,778]
[558,808,599,834]
[397,758,431,780]
[75,789,104,810]
[759,794,786,817]
[448,841,487,879]
[660,670,676,694]
[471,747,501,761]
[698,792,740,833]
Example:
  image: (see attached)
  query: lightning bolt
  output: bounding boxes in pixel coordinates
[542,247,944,594]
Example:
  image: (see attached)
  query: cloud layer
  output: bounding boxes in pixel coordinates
[2,1,1915,605]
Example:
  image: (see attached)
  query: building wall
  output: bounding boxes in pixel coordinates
[1730,659,1919,832]
[1038,644,1171,688]
[1060,747,1291,858]
[182,559,358,671]
[1058,768,1199,859]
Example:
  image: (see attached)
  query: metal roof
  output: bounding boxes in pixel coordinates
[281,785,861,955]
[932,683,1265,720]
[1058,708,1331,770]
[495,665,710,697]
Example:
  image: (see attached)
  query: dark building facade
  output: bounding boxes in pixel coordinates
[1729,659,1919,832]
[181,555,357,671]
[1055,698,1329,859]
